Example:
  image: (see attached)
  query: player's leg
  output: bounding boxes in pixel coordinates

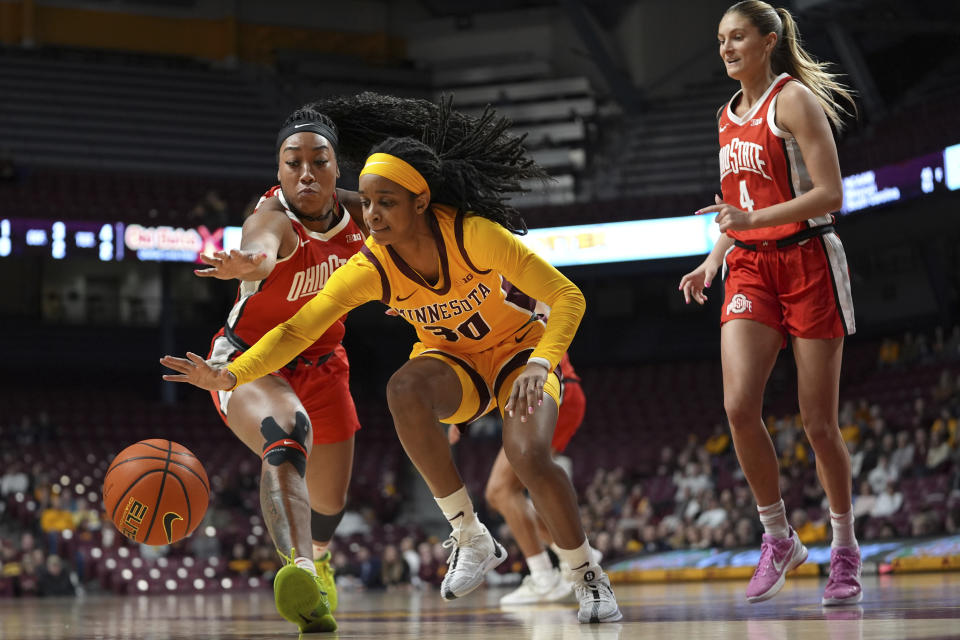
[721,319,807,603]
[793,336,861,605]
[485,448,570,605]
[498,379,620,623]
[386,355,505,600]
[304,436,352,612]
[224,376,336,632]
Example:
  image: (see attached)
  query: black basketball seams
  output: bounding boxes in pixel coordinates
[108,469,165,521]
[107,457,209,493]
[140,441,173,542]
[162,468,194,534]
[135,441,200,459]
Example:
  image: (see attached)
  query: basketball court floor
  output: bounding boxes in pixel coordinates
[0,574,957,639]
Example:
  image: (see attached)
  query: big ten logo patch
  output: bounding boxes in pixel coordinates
[120,497,149,540]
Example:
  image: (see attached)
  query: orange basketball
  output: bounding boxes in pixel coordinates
[102,439,209,546]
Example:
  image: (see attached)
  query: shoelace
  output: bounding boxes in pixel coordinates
[441,535,459,569]
[755,540,779,577]
[828,551,859,583]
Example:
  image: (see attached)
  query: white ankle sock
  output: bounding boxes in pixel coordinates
[294,556,317,576]
[554,539,591,572]
[830,509,857,548]
[434,486,481,540]
[757,500,789,539]
[526,550,553,580]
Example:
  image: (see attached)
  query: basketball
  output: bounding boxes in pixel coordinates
[102,439,210,546]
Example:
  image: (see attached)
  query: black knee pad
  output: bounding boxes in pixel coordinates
[311,508,346,543]
[260,411,309,477]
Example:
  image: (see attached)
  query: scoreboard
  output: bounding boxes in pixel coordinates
[0,220,226,263]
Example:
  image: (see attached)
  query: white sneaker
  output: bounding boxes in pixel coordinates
[570,564,622,624]
[440,524,506,600]
[500,568,574,606]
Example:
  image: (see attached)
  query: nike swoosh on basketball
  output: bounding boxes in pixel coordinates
[514,328,533,343]
[162,512,184,544]
[396,291,417,302]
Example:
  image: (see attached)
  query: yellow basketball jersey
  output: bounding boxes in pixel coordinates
[359,205,538,355]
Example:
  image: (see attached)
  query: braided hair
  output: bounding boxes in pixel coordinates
[308,92,547,234]
[280,105,338,135]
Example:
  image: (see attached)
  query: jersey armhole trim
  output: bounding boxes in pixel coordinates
[454,210,492,275]
[767,94,791,139]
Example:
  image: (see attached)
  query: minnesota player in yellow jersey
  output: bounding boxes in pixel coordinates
[162,96,622,624]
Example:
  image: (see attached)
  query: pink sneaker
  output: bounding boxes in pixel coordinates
[746,529,808,603]
[822,546,862,606]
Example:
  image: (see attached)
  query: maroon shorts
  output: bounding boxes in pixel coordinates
[209,339,361,445]
[721,231,855,341]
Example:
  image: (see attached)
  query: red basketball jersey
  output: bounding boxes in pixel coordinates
[718,73,833,242]
[221,186,365,359]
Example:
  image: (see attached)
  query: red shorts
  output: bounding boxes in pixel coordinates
[721,231,855,341]
[208,338,360,445]
[552,380,585,453]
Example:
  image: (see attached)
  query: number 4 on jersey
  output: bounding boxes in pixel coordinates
[738,180,755,212]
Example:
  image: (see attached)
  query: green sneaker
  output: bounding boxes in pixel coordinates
[274,550,337,634]
[314,551,338,612]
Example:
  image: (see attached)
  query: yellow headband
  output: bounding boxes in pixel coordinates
[359,153,430,198]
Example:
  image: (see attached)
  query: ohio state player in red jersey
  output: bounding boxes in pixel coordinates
[679,1,860,608]
[166,106,366,633]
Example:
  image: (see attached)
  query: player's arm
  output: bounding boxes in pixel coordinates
[703,82,845,232]
[466,217,584,364]
[336,188,368,236]
[162,252,382,390]
[195,198,292,281]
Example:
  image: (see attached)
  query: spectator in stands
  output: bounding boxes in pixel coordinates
[39,493,74,553]
[400,537,421,588]
[37,555,75,597]
[870,481,903,519]
[16,553,40,597]
[380,544,409,590]
[877,338,900,368]
[674,462,713,500]
[851,482,875,520]
[926,430,952,473]
[0,463,29,498]
[931,408,957,447]
[913,428,929,472]
[790,510,828,546]
[890,431,915,477]
[704,423,731,456]
[867,454,899,495]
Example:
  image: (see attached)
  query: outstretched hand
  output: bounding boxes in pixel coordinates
[194,249,267,280]
[160,352,237,391]
[504,362,549,423]
[679,260,718,305]
[697,194,756,233]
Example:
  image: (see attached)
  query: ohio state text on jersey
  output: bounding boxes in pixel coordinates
[718,73,833,243]
[224,186,365,359]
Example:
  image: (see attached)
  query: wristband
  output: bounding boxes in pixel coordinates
[527,357,551,371]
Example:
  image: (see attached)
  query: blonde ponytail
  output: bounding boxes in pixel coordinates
[726,1,857,130]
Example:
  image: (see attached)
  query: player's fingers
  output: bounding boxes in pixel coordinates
[715,194,723,204]
[504,382,520,417]
[161,374,192,383]
[696,204,721,215]
[199,253,221,265]
[193,268,219,277]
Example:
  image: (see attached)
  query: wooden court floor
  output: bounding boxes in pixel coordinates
[0,574,958,639]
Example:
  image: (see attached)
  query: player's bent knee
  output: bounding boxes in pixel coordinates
[260,411,310,478]
[386,369,426,411]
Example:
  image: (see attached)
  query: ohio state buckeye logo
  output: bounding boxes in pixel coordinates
[726,293,753,315]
